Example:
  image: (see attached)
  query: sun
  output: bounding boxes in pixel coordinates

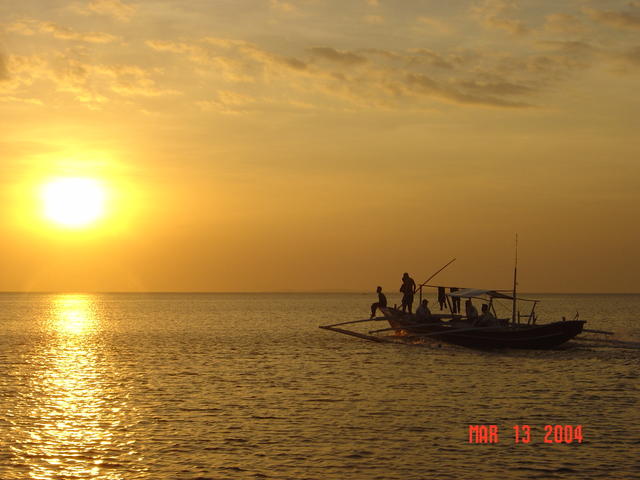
[41,177,107,228]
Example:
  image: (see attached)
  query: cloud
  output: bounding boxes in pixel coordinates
[416,16,452,34]
[143,36,604,112]
[404,73,532,108]
[4,49,177,108]
[146,39,193,54]
[71,0,136,22]
[584,7,640,30]
[485,16,529,35]
[604,45,640,72]
[544,13,587,34]
[7,19,117,43]
[0,95,43,105]
[42,22,117,43]
[92,64,180,97]
[406,49,454,69]
[309,47,367,66]
[269,0,296,13]
[622,46,640,66]
[197,90,314,115]
[472,0,530,35]
[0,53,9,81]
[5,21,37,36]
[197,90,257,114]
[538,41,595,56]
[147,39,254,82]
[147,38,308,84]
[364,15,384,25]
[457,79,533,96]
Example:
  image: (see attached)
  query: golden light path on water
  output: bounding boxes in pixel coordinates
[9,295,145,480]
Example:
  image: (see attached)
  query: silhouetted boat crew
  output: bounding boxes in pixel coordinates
[465,299,479,323]
[370,286,387,319]
[415,299,433,322]
[477,303,499,326]
[400,273,416,314]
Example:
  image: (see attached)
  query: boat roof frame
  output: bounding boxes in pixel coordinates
[422,284,538,303]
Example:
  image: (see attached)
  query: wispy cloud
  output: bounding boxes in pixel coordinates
[404,73,532,108]
[7,19,117,43]
[416,16,452,35]
[583,7,640,30]
[543,13,587,34]
[472,0,530,36]
[269,0,296,13]
[7,2,636,113]
[197,90,257,115]
[622,46,640,66]
[71,0,137,22]
[406,49,455,69]
[309,47,367,66]
[364,15,384,25]
[0,53,9,81]
[4,49,177,108]
[145,37,550,110]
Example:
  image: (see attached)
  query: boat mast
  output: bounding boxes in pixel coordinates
[512,234,518,324]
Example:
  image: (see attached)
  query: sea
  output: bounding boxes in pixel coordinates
[0,292,638,480]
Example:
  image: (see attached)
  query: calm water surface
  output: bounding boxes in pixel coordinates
[0,293,638,479]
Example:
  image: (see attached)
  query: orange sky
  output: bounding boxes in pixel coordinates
[1,0,639,293]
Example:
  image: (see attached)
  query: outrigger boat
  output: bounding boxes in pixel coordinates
[320,253,602,349]
[376,288,586,349]
[320,286,587,350]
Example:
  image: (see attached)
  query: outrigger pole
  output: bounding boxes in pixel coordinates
[512,234,518,324]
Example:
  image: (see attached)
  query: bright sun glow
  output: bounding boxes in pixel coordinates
[41,178,107,228]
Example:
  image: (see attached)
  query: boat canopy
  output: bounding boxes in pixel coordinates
[423,284,536,302]
[447,288,514,300]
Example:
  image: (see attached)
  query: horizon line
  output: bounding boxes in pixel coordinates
[1,290,639,295]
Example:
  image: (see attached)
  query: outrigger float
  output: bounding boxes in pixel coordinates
[320,255,639,350]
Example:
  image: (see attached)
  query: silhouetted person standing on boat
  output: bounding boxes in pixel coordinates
[400,272,416,314]
[370,286,387,319]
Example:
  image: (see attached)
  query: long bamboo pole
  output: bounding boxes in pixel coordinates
[369,325,495,336]
[418,258,456,289]
[321,317,387,328]
[319,325,394,343]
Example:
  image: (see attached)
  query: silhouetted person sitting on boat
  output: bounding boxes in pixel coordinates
[370,286,387,319]
[415,299,433,322]
[400,272,416,314]
[477,303,497,326]
[465,299,478,323]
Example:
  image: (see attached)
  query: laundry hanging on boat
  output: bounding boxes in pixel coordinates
[437,287,447,310]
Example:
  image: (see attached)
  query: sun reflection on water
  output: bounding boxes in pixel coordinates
[7,294,145,480]
[52,295,98,336]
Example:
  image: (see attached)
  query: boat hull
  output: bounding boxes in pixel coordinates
[381,308,585,349]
